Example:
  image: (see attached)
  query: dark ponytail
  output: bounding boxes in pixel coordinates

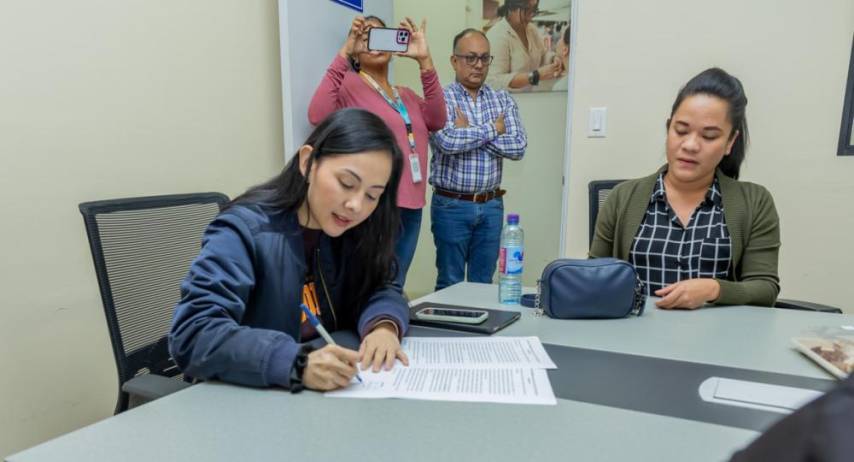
[497,0,531,17]
[669,68,749,179]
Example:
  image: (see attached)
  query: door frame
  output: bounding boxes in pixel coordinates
[559,0,580,256]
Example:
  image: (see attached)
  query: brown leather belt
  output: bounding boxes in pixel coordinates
[434,188,506,203]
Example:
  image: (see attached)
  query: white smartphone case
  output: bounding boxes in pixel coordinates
[368,28,410,53]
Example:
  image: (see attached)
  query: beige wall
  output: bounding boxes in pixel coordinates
[565,0,854,311]
[392,0,469,299]
[0,0,285,456]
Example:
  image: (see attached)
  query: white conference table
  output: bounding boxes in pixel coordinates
[8,283,850,462]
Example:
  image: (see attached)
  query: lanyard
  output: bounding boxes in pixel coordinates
[359,71,417,154]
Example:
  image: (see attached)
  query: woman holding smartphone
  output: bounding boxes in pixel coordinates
[308,15,446,290]
[590,68,780,309]
[169,109,410,392]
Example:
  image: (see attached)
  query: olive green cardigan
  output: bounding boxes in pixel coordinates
[589,167,781,306]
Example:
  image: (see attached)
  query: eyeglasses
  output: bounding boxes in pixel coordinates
[454,54,494,66]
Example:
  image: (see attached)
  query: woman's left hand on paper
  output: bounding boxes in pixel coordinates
[359,323,409,372]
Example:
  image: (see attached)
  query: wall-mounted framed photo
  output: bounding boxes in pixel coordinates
[482,0,571,93]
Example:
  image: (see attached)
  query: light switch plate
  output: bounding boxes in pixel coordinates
[588,107,607,138]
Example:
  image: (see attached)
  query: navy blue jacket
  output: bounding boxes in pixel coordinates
[168,204,409,388]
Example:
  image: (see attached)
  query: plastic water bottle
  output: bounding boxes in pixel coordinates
[498,213,524,304]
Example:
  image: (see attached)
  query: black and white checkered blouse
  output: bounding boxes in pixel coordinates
[629,173,732,294]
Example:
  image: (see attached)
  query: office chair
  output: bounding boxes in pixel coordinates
[79,192,229,413]
[587,180,843,314]
[588,179,628,247]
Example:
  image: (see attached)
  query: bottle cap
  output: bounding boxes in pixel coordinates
[507,213,519,225]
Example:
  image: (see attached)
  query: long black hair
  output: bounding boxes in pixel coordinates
[669,68,749,179]
[497,0,537,17]
[229,108,403,312]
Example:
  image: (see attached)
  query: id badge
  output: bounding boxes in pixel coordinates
[409,153,423,183]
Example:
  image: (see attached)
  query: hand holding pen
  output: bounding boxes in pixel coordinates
[300,304,363,390]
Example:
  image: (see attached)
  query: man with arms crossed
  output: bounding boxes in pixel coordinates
[429,28,528,291]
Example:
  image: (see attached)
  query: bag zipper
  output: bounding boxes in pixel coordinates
[534,278,544,317]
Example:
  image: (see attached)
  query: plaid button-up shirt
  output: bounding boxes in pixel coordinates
[429,82,527,193]
[630,173,732,294]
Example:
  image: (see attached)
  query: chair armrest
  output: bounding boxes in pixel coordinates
[121,374,192,402]
[774,298,843,314]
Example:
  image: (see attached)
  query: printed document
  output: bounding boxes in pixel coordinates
[326,337,557,405]
[402,336,557,369]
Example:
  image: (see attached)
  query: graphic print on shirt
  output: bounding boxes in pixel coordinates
[299,280,321,340]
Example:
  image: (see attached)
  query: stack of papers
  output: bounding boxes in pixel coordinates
[326,336,558,405]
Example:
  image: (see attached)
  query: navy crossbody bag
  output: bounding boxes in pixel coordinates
[526,258,646,319]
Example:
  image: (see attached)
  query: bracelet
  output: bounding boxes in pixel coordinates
[288,344,315,393]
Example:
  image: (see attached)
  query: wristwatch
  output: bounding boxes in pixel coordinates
[528,69,540,86]
[288,344,314,393]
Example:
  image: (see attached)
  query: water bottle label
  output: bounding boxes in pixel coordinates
[502,246,523,275]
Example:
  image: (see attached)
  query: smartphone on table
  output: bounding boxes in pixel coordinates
[368,27,410,53]
[414,307,489,325]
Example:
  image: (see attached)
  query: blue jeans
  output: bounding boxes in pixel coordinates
[431,194,504,291]
[393,207,422,289]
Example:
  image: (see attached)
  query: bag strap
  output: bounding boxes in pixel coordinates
[520,293,537,308]
[631,276,646,316]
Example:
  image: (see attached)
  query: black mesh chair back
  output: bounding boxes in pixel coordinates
[588,180,627,246]
[79,192,229,413]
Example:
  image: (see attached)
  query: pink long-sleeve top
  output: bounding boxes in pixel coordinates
[308,55,447,209]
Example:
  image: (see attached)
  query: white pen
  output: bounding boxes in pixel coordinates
[300,303,363,383]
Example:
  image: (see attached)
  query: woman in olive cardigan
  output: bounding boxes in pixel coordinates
[590,68,780,309]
